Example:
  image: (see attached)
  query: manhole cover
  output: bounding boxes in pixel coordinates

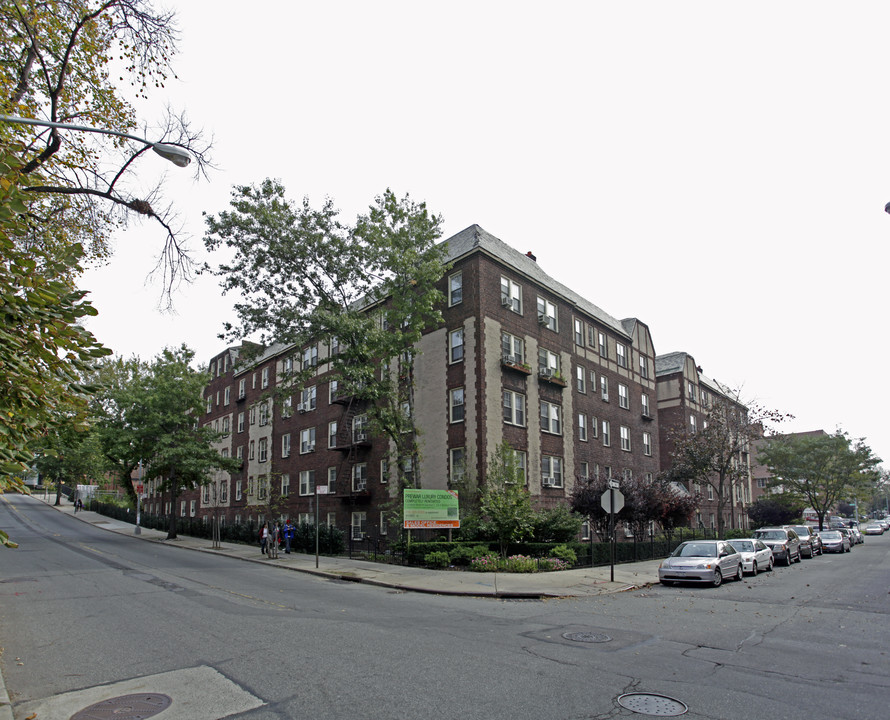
[617,692,687,716]
[562,631,612,643]
[70,693,173,720]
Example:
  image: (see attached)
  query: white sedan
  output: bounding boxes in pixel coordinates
[728,538,774,575]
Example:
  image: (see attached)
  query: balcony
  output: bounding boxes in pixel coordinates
[537,368,567,388]
[501,354,532,375]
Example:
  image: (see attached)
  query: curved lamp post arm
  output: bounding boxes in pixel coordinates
[0,114,192,167]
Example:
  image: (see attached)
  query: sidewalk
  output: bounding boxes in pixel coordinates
[39,496,662,599]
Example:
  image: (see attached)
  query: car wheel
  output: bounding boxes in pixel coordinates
[735,564,744,582]
[751,561,758,576]
[768,556,775,571]
[795,549,802,563]
[784,553,792,566]
[712,569,723,587]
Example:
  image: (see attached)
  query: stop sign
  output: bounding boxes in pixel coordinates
[600,489,624,514]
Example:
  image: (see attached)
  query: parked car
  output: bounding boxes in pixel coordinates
[849,526,863,544]
[790,525,820,557]
[727,539,774,575]
[864,523,884,535]
[754,527,802,565]
[819,530,850,553]
[836,526,856,548]
[878,518,890,531]
[658,540,744,587]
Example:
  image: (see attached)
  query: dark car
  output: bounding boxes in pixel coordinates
[754,527,802,565]
[791,525,820,557]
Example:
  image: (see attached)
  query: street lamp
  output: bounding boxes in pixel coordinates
[0,114,192,167]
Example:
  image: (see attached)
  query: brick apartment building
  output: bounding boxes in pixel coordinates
[146,225,666,541]
[655,351,754,531]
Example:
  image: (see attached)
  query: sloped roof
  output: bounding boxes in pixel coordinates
[655,351,689,376]
[443,224,630,338]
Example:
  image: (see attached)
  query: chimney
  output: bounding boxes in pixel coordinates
[526,251,536,262]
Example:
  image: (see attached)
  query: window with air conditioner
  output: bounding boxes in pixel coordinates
[537,296,557,331]
[500,276,522,313]
[541,456,563,487]
[300,427,316,453]
[501,331,524,365]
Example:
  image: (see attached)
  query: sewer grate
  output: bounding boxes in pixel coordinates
[70,693,173,720]
[562,631,612,643]
[617,692,687,716]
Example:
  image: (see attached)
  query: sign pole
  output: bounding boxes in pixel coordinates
[609,488,615,582]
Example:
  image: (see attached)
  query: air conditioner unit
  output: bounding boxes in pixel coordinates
[306,442,315,452]
[602,393,610,402]
[540,367,554,378]
[354,481,367,493]
[501,295,511,307]
[542,476,556,487]
[502,353,516,365]
[538,314,548,325]
[297,402,307,413]
[354,431,368,443]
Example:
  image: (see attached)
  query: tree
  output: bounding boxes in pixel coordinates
[665,390,788,537]
[569,473,612,541]
[657,480,699,545]
[32,419,105,505]
[478,443,535,557]
[757,431,882,530]
[1,0,211,289]
[203,182,448,492]
[747,496,804,528]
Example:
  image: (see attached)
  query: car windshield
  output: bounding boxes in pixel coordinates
[731,541,755,552]
[821,531,841,539]
[673,543,718,558]
[756,530,785,540]
[792,527,809,535]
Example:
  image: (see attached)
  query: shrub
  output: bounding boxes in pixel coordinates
[537,557,570,572]
[549,544,577,565]
[469,554,500,572]
[532,506,583,543]
[424,551,451,568]
[448,544,490,566]
[501,554,538,572]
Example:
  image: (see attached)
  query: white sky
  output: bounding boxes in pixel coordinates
[80,1,890,465]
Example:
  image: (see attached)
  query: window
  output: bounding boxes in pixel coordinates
[757,478,767,489]
[353,414,369,442]
[224,387,231,405]
[501,331,524,364]
[222,416,230,435]
[247,476,255,496]
[591,415,599,438]
[329,380,339,404]
[541,456,563,487]
[249,440,255,460]
[573,318,584,345]
[300,386,317,412]
[299,470,315,496]
[237,412,245,433]
[326,511,337,527]
[449,387,465,423]
[283,356,294,375]
[281,474,290,498]
[500,276,522,313]
[449,328,464,363]
[282,433,291,458]
[600,376,609,401]
[202,485,210,504]
[503,390,526,426]
[616,343,627,368]
[400,401,412,420]
[249,406,256,425]
[598,331,608,358]
[302,345,318,371]
[538,347,560,375]
[620,425,631,451]
[618,383,629,409]
[236,445,243,461]
[707,485,714,501]
[690,415,697,434]
[687,381,696,402]
[259,401,269,426]
[300,427,316,453]
[189,500,195,517]
[282,396,293,418]
[449,271,463,306]
[298,512,313,526]
[602,420,611,446]
[643,431,652,456]
[238,378,246,399]
[512,449,528,484]
[380,458,389,484]
[380,511,389,536]
[258,476,268,500]
[327,467,337,493]
[640,356,649,379]
[258,437,268,462]
[576,366,586,393]
[328,421,338,448]
[352,463,368,492]
[351,512,367,540]
[329,336,341,357]
[578,413,588,441]
[206,396,212,414]
[641,393,651,418]
[261,367,270,388]
[449,447,466,485]
[537,296,557,331]
[540,401,562,434]
[581,519,591,541]
[235,480,242,501]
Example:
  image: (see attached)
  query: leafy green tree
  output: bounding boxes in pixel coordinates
[203,182,448,491]
[531,505,582,543]
[32,420,105,506]
[747,496,804,528]
[569,472,612,541]
[478,443,535,557]
[758,431,881,530]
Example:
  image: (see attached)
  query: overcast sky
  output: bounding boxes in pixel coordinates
[80,1,890,466]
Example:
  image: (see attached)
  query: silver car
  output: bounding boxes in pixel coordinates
[728,538,774,575]
[659,540,744,587]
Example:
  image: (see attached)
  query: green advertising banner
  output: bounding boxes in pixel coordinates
[403,489,460,529]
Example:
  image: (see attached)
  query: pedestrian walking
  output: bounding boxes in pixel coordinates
[269,522,280,559]
[284,520,293,554]
[260,523,269,555]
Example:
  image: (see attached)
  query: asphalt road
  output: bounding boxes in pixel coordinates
[1,493,889,720]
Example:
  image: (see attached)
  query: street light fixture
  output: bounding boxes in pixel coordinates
[0,114,192,167]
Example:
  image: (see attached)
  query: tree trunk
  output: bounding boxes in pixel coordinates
[166,474,179,540]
